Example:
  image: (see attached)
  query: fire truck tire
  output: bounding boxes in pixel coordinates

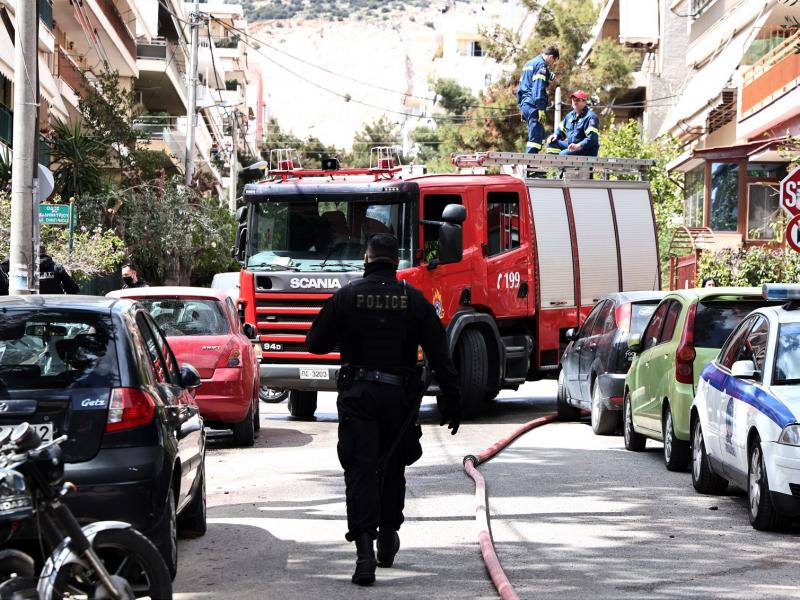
[457,329,489,419]
[288,391,317,419]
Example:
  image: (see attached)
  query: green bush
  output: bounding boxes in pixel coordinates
[697,246,800,287]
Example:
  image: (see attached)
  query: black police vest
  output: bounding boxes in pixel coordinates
[38,257,62,294]
[342,277,417,371]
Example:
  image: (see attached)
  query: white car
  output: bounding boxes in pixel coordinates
[691,284,800,531]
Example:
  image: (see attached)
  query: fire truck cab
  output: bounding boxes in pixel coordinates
[235,151,659,419]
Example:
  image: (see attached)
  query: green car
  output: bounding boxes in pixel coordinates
[623,287,781,471]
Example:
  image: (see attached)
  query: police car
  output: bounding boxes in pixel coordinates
[691,284,800,531]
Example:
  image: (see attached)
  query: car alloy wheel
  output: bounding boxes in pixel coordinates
[692,419,703,482]
[749,445,763,518]
[664,411,674,463]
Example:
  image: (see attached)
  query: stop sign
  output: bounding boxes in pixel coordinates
[781,166,800,216]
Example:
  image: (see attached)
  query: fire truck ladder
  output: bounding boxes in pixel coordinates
[451,152,655,180]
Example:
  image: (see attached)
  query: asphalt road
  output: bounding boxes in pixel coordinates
[173,382,800,599]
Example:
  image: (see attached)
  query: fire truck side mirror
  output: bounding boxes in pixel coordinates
[236,206,248,224]
[437,222,463,265]
[234,225,248,262]
[441,204,466,224]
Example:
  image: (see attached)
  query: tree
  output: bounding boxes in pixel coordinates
[49,119,106,199]
[432,78,477,116]
[350,116,400,167]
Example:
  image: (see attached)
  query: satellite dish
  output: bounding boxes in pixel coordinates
[37,164,54,201]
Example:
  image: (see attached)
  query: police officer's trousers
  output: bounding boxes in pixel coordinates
[337,382,414,541]
[520,103,545,154]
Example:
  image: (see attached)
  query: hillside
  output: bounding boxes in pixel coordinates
[242,0,472,22]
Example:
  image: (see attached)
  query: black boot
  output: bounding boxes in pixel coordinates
[376,529,400,568]
[352,533,376,585]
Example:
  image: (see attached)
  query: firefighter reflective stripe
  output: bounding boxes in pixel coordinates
[585,126,600,135]
[526,141,542,149]
[539,110,546,121]
[532,73,547,81]
[522,65,534,71]
[546,147,561,154]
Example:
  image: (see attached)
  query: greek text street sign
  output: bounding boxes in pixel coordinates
[785,214,800,254]
[39,204,70,225]
[780,166,800,216]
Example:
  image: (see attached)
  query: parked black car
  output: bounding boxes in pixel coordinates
[557,291,665,434]
[0,295,206,578]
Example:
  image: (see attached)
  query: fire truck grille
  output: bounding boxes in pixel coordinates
[256,298,328,309]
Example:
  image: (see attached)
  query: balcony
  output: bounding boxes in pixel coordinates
[137,39,189,113]
[0,105,12,147]
[58,50,85,97]
[39,0,54,31]
[740,29,800,119]
[95,0,136,59]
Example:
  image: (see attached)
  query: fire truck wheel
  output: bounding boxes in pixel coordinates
[288,390,317,419]
[457,329,488,420]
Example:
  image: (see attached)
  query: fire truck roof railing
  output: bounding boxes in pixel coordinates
[450,151,655,179]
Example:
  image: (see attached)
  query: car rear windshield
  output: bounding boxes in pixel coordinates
[139,299,230,336]
[0,310,118,390]
[694,301,775,349]
[774,322,800,384]
[631,302,659,335]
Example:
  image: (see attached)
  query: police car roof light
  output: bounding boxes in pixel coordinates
[762,284,800,303]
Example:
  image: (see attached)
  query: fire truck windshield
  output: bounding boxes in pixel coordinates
[246,199,413,272]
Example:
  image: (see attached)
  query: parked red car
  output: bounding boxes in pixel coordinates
[108,287,260,446]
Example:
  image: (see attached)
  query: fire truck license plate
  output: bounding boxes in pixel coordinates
[299,369,329,380]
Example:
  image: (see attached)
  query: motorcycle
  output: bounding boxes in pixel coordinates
[0,423,172,599]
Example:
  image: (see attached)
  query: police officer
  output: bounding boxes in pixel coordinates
[306,233,461,586]
[0,250,79,294]
[545,90,600,156]
[0,259,8,295]
[517,45,559,154]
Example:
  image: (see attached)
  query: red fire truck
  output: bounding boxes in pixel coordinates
[234,150,660,418]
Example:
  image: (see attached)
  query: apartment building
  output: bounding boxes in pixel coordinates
[661,0,798,251]
[578,0,690,139]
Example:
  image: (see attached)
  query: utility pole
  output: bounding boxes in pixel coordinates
[184,2,201,186]
[229,111,238,213]
[9,0,38,295]
[554,86,562,133]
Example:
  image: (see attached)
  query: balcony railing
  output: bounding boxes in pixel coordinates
[94,0,136,58]
[741,29,800,118]
[58,50,85,96]
[0,105,12,147]
[39,0,54,31]
[213,35,240,49]
[137,39,188,97]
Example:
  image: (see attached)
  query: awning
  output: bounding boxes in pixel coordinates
[657,10,770,138]
[0,19,14,80]
[38,55,69,122]
[578,0,617,64]
[619,0,658,45]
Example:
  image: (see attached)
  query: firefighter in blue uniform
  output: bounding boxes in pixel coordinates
[546,90,600,156]
[516,46,559,154]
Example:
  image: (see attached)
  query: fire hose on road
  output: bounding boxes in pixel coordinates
[463,414,559,600]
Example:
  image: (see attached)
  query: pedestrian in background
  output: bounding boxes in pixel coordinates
[306,233,461,586]
[0,249,79,294]
[702,277,716,288]
[516,45,559,154]
[546,90,600,156]
[121,263,149,289]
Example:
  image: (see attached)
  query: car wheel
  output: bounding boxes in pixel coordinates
[663,404,690,471]
[691,417,727,494]
[253,393,261,433]
[260,386,289,403]
[177,462,207,538]
[456,329,489,420]
[748,434,791,531]
[590,379,616,435]
[232,403,256,447]
[556,370,581,421]
[288,390,317,419]
[623,392,646,451]
[157,486,178,580]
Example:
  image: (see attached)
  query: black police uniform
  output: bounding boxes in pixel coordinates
[306,260,460,544]
[0,256,79,294]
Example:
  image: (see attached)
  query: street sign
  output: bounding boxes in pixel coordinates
[780,166,800,217]
[39,204,71,225]
[785,214,800,253]
[37,164,54,201]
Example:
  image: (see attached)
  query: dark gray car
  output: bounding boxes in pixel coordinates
[557,291,666,434]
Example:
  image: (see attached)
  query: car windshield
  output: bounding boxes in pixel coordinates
[246,199,413,272]
[631,302,659,335]
[774,322,800,384]
[694,300,777,349]
[139,299,230,337]
[0,310,118,390]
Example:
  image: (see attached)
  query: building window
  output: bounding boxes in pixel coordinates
[487,192,520,256]
[684,165,704,227]
[747,163,787,180]
[747,183,780,240]
[690,0,714,17]
[710,162,739,232]
[470,41,483,57]
[484,74,492,87]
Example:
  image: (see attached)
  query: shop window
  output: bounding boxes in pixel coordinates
[747,183,780,240]
[684,165,704,227]
[710,162,739,232]
[487,192,520,256]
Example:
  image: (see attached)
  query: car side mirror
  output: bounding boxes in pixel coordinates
[627,333,642,353]
[242,323,257,339]
[180,364,202,390]
[731,360,758,380]
[565,328,577,342]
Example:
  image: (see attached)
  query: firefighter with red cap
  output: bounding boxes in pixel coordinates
[546,90,600,156]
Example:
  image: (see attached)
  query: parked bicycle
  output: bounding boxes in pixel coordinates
[0,423,172,599]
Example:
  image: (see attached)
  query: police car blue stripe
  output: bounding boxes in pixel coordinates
[702,362,797,428]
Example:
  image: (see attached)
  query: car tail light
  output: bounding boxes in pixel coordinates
[675,303,697,385]
[216,340,242,368]
[615,303,632,333]
[106,388,156,433]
